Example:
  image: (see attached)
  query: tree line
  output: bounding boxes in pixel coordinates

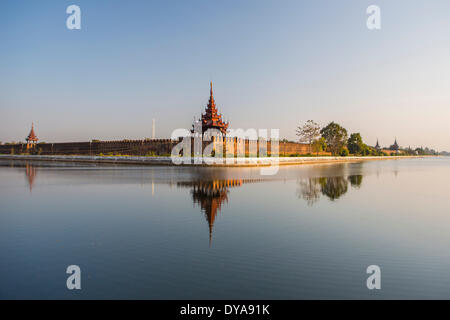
[295,120,437,156]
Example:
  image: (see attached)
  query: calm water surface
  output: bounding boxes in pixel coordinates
[1,158,450,299]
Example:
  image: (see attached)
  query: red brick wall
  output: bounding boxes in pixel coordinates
[0,139,327,156]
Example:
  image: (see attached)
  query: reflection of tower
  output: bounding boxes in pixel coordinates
[25,163,36,193]
[178,179,254,246]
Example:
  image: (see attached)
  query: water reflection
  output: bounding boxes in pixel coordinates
[4,158,450,299]
[348,174,363,188]
[176,173,366,244]
[25,163,36,193]
[178,179,256,246]
[296,178,321,206]
[320,176,349,200]
[297,174,363,205]
[17,159,367,241]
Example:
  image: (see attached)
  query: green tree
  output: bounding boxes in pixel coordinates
[311,137,327,155]
[415,147,424,155]
[320,122,348,155]
[296,120,321,154]
[362,145,379,156]
[340,146,349,156]
[347,133,364,155]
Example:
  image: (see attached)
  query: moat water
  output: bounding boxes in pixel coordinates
[1,157,450,299]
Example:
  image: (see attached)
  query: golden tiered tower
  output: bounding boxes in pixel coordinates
[196,82,229,135]
[26,123,38,150]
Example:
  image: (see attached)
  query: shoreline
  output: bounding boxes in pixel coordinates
[0,154,429,167]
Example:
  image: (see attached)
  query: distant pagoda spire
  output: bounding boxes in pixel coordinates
[390,137,399,151]
[375,138,380,150]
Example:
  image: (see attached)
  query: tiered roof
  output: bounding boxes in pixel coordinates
[199,82,229,135]
[26,123,38,142]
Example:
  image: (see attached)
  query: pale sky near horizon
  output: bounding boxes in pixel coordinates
[1,0,450,150]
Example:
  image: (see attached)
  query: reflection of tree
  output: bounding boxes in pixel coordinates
[348,175,363,188]
[297,174,364,205]
[297,178,321,206]
[319,176,348,201]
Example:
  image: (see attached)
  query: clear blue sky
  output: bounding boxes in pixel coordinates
[1,0,450,150]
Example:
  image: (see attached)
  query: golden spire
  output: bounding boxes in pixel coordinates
[196,82,229,135]
[26,122,38,142]
[208,81,215,109]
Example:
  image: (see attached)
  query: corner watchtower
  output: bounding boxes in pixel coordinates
[26,123,38,150]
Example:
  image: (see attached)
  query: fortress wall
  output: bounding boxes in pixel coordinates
[0,140,177,156]
[0,139,324,156]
